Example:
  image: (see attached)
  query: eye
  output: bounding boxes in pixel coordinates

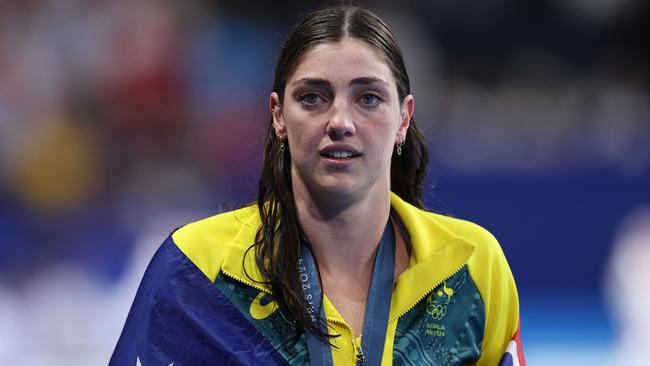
[300,93,322,106]
[358,93,382,108]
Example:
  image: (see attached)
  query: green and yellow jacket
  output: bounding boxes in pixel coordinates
[153,193,523,365]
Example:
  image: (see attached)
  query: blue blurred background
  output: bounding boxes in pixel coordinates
[0,0,648,364]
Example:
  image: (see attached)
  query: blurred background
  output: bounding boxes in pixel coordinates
[0,0,648,364]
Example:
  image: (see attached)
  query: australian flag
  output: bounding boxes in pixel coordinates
[109,236,290,366]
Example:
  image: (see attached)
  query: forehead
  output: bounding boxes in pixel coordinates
[288,37,395,87]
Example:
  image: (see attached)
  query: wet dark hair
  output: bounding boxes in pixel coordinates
[250,5,429,344]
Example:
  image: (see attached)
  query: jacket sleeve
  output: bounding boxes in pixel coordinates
[466,228,525,366]
[109,236,289,366]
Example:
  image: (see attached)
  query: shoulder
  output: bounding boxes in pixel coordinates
[432,213,516,300]
[433,214,520,365]
[400,202,508,277]
[171,204,259,281]
[391,193,502,261]
[431,214,515,295]
[430,213,510,276]
[412,209,515,297]
[426,212,501,252]
[392,194,520,364]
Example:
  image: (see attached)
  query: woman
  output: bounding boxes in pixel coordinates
[111,6,524,366]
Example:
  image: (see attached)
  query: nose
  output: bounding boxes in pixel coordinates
[326,100,355,140]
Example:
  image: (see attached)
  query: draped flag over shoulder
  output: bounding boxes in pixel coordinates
[110,236,290,366]
[111,231,526,365]
[497,323,526,366]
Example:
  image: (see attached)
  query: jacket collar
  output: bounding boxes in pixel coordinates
[220,207,269,292]
[220,193,475,320]
[388,193,474,321]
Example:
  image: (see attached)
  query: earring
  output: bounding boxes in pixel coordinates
[396,141,404,156]
[280,140,285,152]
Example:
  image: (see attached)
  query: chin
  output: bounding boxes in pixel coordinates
[312,177,362,198]
[320,182,358,196]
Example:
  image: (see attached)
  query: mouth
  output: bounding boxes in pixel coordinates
[320,150,362,160]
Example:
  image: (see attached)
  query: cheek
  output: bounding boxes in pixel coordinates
[287,126,313,153]
[288,122,312,138]
[285,115,325,143]
[285,124,320,159]
[363,121,399,148]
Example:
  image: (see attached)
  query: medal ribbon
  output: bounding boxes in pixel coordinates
[300,218,395,366]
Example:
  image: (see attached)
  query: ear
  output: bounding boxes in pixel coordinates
[396,94,414,144]
[270,92,286,138]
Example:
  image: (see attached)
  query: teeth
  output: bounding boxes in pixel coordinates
[327,151,355,158]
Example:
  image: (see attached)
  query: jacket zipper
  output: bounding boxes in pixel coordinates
[322,316,364,364]
[352,335,365,365]
[220,270,272,294]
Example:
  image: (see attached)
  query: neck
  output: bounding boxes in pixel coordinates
[294,186,391,277]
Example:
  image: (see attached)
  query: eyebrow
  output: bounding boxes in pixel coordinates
[350,77,390,88]
[291,77,390,88]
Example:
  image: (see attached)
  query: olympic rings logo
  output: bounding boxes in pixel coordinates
[426,304,447,320]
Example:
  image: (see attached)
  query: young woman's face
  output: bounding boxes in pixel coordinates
[271,37,413,202]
